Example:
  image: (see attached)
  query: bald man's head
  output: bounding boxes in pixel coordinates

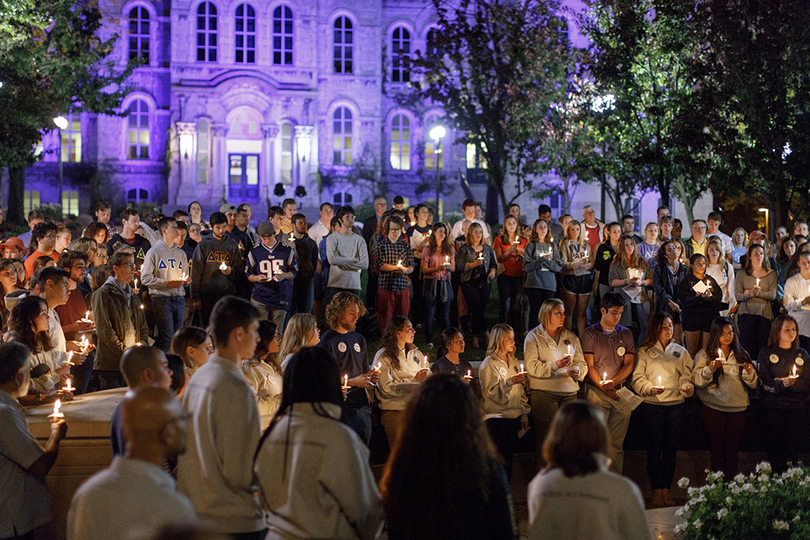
[122,386,187,460]
[120,345,171,390]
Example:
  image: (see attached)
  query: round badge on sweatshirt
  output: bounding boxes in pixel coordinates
[797,358,805,366]
[353,343,361,353]
[617,346,626,356]
[770,354,779,364]
[730,366,739,376]
[649,350,659,358]
[338,342,347,353]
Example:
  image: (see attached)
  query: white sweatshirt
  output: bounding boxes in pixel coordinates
[254,403,384,540]
[374,344,429,411]
[479,355,530,420]
[524,325,587,394]
[783,273,810,337]
[631,341,693,405]
[693,349,758,413]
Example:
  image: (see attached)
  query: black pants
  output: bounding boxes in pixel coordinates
[640,401,685,490]
[738,314,770,366]
[497,274,524,333]
[525,288,555,330]
[90,370,125,391]
[70,349,95,395]
[410,262,425,325]
[486,417,521,480]
[765,406,805,473]
[460,282,491,339]
[365,271,378,311]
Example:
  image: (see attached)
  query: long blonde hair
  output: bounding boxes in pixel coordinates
[486,323,516,364]
[278,313,318,360]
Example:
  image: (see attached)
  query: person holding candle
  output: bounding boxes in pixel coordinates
[559,220,594,336]
[408,204,433,328]
[190,212,243,328]
[479,323,529,479]
[524,298,587,464]
[241,320,283,429]
[609,235,653,343]
[494,215,528,335]
[705,237,736,317]
[246,221,298,334]
[693,316,758,477]
[581,292,635,474]
[456,223,497,349]
[254,347,383,540]
[0,341,69,540]
[381,374,517,540]
[374,316,430,449]
[783,251,810,351]
[431,327,474,384]
[140,217,190,352]
[756,314,810,473]
[523,219,563,329]
[631,313,694,507]
[278,314,319,370]
[526,400,651,540]
[735,243,777,363]
[374,215,414,333]
[319,292,379,445]
[594,222,623,301]
[421,222,456,348]
[652,240,687,345]
[677,253,725,359]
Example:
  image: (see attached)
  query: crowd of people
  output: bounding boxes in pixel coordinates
[1,195,810,540]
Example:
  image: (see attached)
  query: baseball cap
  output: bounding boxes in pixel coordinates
[219,203,236,213]
[257,221,275,237]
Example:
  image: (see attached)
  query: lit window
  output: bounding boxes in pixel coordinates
[391,27,410,83]
[62,191,79,216]
[23,191,40,216]
[333,107,353,165]
[197,119,210,184]
[390,114,410,170]
[272,5,293,65]
[235,4,256,64]
[424,115,444,170]
[281,123,292,184]
[60,113,82,163]
[333,17,353,74]
[196,2,217,62]
[128,100,150,159]
[128,6,150,62]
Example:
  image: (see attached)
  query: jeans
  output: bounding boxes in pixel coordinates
[151,296,185,351]
[460,282,491,339]
[497,274,524,333]
[365,271,378,311]
[423,279,451,344]
[640,401,685,490]
[70,349,95,395]
[525,288,555,330]
[486,417,521,480]
[291,280,315,316]
[327,287,362,303]
[531,389,576,464]
[251,299,288,335]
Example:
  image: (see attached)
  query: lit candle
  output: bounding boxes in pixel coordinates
[444,255,450,265]
[756,277,761,287]
[133,278,138,290]
[64,351,74,366]
[520,362,525,373]
[139,304,144,310]
[657,375,662,386]
[477,252,484,260]
[567,343,572,356]
[513,238,520,245]
[706,279,711,289]
[180,272,188,281]
[375,362,382,371]
[466,369,472,378]
[343,374,349,388]
[397,259,403,267]
[791,364,798,378]
[49,399,64,419]
[410,221,416,226]
[63,378,75,393]
[136,342,142,346]
[82,310,91,322]
[717,348,724,362]
[424,354,428,366]
[219,261,228,271]
[289,233,295,242]
[602,371,608,383]
[80,335,90,353]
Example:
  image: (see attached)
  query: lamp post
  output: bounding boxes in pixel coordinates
[429,125,446,220]
[591,94,615,223]
[53,116,69,219]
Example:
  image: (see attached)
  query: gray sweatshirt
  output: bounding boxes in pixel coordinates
[140,240,188,297]
[693,349,758,412]
[326,232,368,290]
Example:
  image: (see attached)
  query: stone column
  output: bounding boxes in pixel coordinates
[211,122,229,206]
[174,122,197,203]
[294,125,315,189]
[261,124,279,204]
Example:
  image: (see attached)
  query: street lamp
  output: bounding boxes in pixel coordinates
[591,94,615,222]
[429,125,446,219]
[54,116,69,219]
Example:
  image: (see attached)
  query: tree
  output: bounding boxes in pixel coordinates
[578,0,717,217]
[408,0,577,222]
[0,0,133,224]
[684,0,810,226]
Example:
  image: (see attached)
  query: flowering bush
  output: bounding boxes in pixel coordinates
[674,463,810,539]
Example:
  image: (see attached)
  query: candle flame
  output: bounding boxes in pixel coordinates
[49,399,64,418]
[520,362,525,373]
[657,375,662,385]
[466,369,472,377]
[343,374,348,387]
[793,364,798,377]
[602,371,608,381]
[64,378,75,392]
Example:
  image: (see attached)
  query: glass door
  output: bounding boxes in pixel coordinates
[228,153,260,200]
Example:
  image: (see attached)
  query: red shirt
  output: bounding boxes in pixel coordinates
[493,236,527,276]
[55,287,90,341]
[584,223,601,252]
[24,250,59,278]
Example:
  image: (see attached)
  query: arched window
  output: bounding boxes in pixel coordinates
[128,100,150,159]
[333,17,353,74]
[235,4,256,64]
[127,188,150,203]
[390,114,410,170]
[272,5,293,65]
[333,191,353,205]
[333,107,353,165]
[391,27,410,83]
[128,6,150,62]
[280,122,293,184]
[196,2,217,62]
[424,115,444,171]
[197,119,210,184]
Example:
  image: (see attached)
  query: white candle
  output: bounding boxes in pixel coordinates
[478,252,484,260]
[520,362,525,373]
[133,278,138,290]
[63,378,75,393]
[756,277,761,287]
[397,259,403,267]
[289,233,295,242]
[444,255,450,264]
[80,335,89,353]
[49,399,64,418]
[139,304,144,310]
[791,364,798,378]
[219,261,228,271]
[717,348,724,361]
[343,374,348,388]
[375,362,382,371]
[83,310,91,322]
[466,369,472,378]
[410,221,416,226]
[135,342,142,346]
[602,371,608,383]
[424,354,428,366]
[65,351,74,365]
[513,238,519,245]
[567,344,572,356]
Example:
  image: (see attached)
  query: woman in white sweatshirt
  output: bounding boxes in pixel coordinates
[524,298,587,462]
[254,347,383,540]
[693,316,758,477]
[631,312,693,508]
[479,323,529,479]
[374,316,429,450]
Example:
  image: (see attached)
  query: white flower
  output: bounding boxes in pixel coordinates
[688,487,697,496]
[678,477,690,489]
[717,508,728,519]
[734,473,746,484]
[793,515,802,522]
[743,483,753,492]
[731,485,741,494]
[694,519,702,530]
[675,507,685,518]
[760,486,768,493]
[674,523,686,534]
[726,496,733,504]
[773,520,789,530]
[759,474,770,483]
[757,462,772,474]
